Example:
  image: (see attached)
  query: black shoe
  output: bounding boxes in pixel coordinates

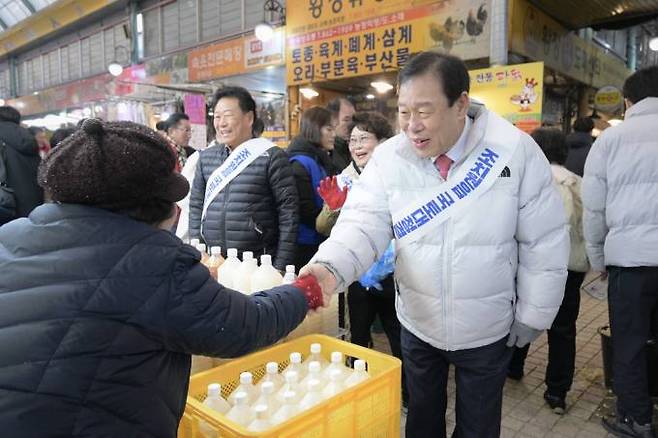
[543,391,566,415]
[602,415,656,438]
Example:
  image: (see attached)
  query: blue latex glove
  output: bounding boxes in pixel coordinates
[359,241,395,291]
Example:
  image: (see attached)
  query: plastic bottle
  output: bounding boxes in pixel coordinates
[190,238,200,247]
[216,248,241,288]
[305,343,328,370]
[300,361,322,390]
[345,359,370,388]
[258,361,284,393]
[283,352,306,381]
[234,251,258,294]
[206,246,225,281]
[271,391,299,425]
[251,254,284,292]
[282,265,297,284]
[197,243,210,265]
[299,379,323,411]
[225,392,254,427]
[203,383,231,414]
[251,381,279,416]
[276,371,302,404]
[247,404,272,432]
[321,369,344,400]
[322,352,348,380]
[228,372,257,405]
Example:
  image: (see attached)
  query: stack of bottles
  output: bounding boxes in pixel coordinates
[199,343,371,433]
[192,242,339,340]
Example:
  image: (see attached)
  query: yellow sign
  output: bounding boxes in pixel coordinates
[469,62,544,134]
[510,0,631,89]
[287,0,490,85]
[594,85,623,113]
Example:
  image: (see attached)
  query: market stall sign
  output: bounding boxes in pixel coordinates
[188,29,285,82]
[286,0,490,85]
[594,86,623,113]
[510,0,631,89]
[469,62,544,134]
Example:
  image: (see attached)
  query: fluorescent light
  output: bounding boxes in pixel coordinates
[371,81,393,94]
[649,37,658,52]
[366,94,375,99]
[108,62,124,77]
[255,22,275,42]
[300,87,319,99]
[136,13,144,34]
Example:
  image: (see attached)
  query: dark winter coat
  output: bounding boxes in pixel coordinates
[564,131,593,177]
[0,120,43,222]
[0,203,307,437]
[189,141,298,270]
[331,136,351,172]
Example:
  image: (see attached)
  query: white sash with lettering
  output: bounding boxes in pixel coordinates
[201,137,273,229]
[392,114,520,242]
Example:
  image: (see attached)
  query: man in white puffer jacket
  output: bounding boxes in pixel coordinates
[583,66,658,438]
[302,52,569,437]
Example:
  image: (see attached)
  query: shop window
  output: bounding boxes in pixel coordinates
[48,51,59,86]
[179,0,198,46]
[89,32,104,74]
[68,41,81,81]
[143,8,161,57]
[162,2,180,52]
[60,46,70,83]
[220,0,241,34]
[31,57,43,91]
[244,0,262,29]
[104,28,116,67]
[200,0,221,41]
[81,38,91,76]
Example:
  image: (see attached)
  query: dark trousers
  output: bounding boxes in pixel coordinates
[348,275,407,402]
[608,266,658,425]
[402,328,512,438]
[294,243,319,273]
[509,270,585,397]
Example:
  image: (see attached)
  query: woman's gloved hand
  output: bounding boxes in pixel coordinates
[317,176,348,211]
[292,275,324,310]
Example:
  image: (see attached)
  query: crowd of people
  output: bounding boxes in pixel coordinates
[0,52,656,438]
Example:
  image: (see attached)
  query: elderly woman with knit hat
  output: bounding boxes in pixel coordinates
[0,119,325,437]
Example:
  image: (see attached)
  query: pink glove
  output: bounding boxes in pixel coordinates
[317,176,348,211]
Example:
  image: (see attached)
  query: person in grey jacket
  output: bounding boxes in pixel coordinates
[583,66,658,438]
[302,52,569,438]
[189,87,298,271]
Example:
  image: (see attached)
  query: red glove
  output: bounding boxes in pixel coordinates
[292,275,324,310]
[317,176,348,211]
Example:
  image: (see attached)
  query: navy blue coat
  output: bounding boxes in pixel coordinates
[0,203,307,437]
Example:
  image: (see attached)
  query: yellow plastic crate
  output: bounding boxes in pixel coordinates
[178,334,402,438]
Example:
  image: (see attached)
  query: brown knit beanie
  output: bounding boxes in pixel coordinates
[38,118,189,211]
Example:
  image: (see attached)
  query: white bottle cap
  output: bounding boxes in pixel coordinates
[285,370,298,383]
[240,372,253,384]
[283,391,296,402]
[286,265,295,273]
[266,361,279,374]
[207,383,221,397]
[290,352,302,364]
[242,251,253,261]
[190,238,200,247]
[330,369,341,380]
[210,246,222,256]
[308,361,321,373]
[235,391,248,404]
[331,351,343,363]
[254,404,268,416]
[261,381,275,394]
[260,254,272,266]
[310,343,321,354]
[228,248,238,258]
[354,360,366,372]
[307,379,320,391]
[197,243,207,253]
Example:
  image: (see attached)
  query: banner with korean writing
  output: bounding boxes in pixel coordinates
[189,30,285,82]
[287,0,490,85]
[469,62,544,134]
[510,0,630,89]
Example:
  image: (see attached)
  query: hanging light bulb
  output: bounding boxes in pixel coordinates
[649,37,658,52]
[300,87,319,99]
[108,62,124,77]
[255,22,275,42]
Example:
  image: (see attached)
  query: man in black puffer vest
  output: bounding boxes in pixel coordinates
[189,87,298,270]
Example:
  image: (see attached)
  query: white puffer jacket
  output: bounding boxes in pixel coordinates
[313,105,569,350]
[582,97,658,271]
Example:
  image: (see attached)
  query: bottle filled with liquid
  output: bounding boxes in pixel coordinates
[345,359,370,388]
[228,372,257,405]
[225,392,254,427]
[207,246,225,281]
[234,251,258,294]
[250,254,283,292]
[282,265,297,284]
[217,248,241,288]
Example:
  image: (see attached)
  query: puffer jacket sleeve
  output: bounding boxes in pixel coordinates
[188,153,207,239]
[268,147,299,271]
[157,245,308,358]
[514,136,569,330]
[581,138,608,272]
[312,156,392,290]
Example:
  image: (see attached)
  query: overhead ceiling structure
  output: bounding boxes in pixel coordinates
[0,0,58,32]
[529,0,658,29]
